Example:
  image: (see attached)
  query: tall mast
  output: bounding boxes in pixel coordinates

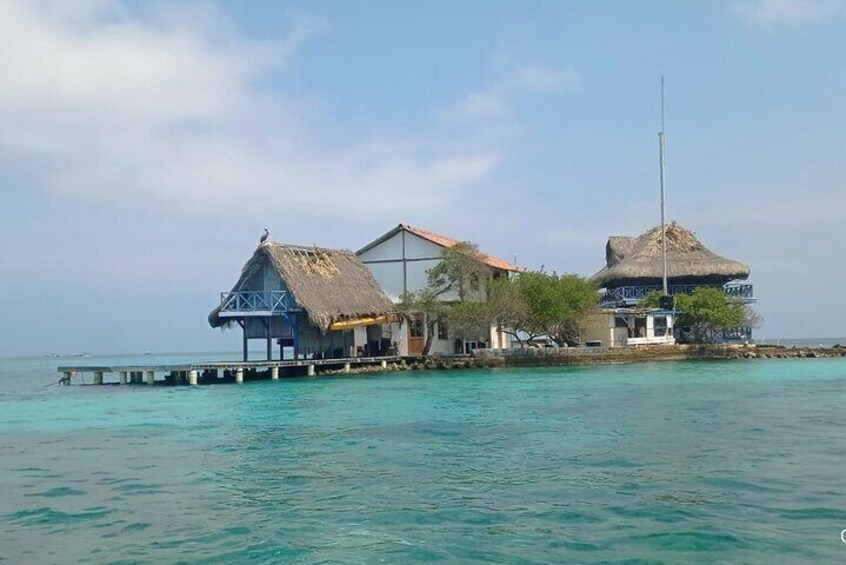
[658,77,668,295]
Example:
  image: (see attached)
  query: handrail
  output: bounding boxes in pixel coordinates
[219,291,290,313]
[601,283,755,306]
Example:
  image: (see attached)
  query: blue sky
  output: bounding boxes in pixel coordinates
[1,0,845,355]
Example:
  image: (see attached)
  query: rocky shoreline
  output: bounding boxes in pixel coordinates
[318,344,846,376]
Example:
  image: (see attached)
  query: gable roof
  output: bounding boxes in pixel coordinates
[357,223,521,272]
[209,242,395,331]
[590,222,751,288]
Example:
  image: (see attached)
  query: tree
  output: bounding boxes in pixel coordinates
[399,242,489,356]
[426,241,488,301]
[484,271,598,347]
[671,287,759,343]
[397,288,445,356]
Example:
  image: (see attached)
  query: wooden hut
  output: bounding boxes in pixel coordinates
[590,222,754,307]
[209,242,396,361]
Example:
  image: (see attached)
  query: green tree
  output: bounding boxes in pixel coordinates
[484,271,597,347]
[673,287,759,343]
[426,241,488,300]
[397,288,446,356]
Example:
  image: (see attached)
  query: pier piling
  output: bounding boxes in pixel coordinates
[145,371,155,385]
[188,370,198,386]
[119,371,127,385]
[271,367,279,380]
[235,368,244,384]
[307,364,315,377]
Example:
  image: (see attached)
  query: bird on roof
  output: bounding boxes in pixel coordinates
[260,228,269,244]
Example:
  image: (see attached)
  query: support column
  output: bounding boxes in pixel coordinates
[271,367,279,380]
[307,364,315,377]
[145,371,155,385]
[242,320,248,362]
[235,368,244,384]
[188,370,198,386]
[62,371,72,385]
[343,362,351,373]
[266,317,272,361]
[119,371,127,385]
[93,371,103,385]
[381,360,388,369]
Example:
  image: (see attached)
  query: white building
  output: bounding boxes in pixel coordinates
[357,224,521,356]
[579,308,675,348]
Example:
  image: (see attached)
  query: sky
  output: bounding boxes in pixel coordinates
[1,0,845,355]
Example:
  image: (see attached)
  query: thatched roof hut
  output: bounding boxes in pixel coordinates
[208,242,396,331]
[590,222,751,288]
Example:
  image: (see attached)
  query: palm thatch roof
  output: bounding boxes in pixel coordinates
[209,242,395,331]
[590,222,751,288]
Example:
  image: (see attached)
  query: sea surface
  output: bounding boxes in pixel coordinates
[2,353,846,564]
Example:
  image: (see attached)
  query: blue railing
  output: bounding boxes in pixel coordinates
[219,291,291,314]
[600,283,755,306]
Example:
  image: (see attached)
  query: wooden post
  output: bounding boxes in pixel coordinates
[188,370,198,386]
[235,368,244,384]
[145,371,155,385]
[266,317,272,361]
[119,371,127,385]
[243,323,248,362]
[93,371,103,385]
[271,367,279,380]
[307,364,315,377]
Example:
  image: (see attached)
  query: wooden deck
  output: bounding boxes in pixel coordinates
[57,356,402,386]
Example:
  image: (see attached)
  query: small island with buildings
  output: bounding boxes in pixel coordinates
[57,220,843,385]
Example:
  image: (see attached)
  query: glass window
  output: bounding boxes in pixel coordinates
[409,315,424,338]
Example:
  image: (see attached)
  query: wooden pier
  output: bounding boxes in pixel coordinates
[57,356,400,386]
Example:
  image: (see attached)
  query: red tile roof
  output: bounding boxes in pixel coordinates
[402,224,521,272]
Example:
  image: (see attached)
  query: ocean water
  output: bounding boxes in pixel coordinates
[2,355,846,563]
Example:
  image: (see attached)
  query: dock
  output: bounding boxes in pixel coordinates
[57,356,401,386]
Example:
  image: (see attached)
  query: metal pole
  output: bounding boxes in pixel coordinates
[659,76,668,295]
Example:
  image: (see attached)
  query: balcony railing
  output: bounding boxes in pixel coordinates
[219,291,292,316]
[600,282,755,307]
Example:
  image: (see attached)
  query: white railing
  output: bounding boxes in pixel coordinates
[219,291,290,313]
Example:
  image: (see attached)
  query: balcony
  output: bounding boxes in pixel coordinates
[218,291,293,317]
[600,282,755,307]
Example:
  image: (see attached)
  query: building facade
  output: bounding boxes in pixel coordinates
[357,224,520,356]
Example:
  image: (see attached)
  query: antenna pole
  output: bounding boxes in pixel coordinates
[659,76,668,295]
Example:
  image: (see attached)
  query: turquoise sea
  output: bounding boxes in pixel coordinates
[2,354,846,564]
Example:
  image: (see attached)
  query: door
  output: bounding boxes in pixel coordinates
[408,315,425,356]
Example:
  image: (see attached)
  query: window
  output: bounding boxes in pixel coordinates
[409,315,424,338]
[437,314,449,340]
[653,315,668,337]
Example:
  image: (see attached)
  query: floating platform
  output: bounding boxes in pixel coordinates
[57,356,401,386]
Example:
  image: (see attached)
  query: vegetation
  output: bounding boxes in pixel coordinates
[401,241,599,355]
[642,287,760,343]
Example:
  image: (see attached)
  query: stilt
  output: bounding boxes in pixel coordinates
[119,371,127,385]
[381,360,387,369]
[266,317,272,361]
[145,371,155,385]
[62,371,72,385]
[271,367,279,380]
[343,362,351,373]
[307,364,315,377]
[242,320,248,362]
[93,371,103,385]
[188,370,198,386]
[235,368,244,384]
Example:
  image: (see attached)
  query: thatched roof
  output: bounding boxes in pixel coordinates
[209,242,395,331]
[590,222,751,288]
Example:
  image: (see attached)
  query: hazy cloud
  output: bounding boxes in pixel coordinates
[446,64,578,121]
[0,1,495,218]
[730,0,842,26]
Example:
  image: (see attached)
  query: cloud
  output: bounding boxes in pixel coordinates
[446,64,578,121]
[0,1,495,218]
[730,0,842,26]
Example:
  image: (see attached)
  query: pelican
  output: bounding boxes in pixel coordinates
[260,228,269,244]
